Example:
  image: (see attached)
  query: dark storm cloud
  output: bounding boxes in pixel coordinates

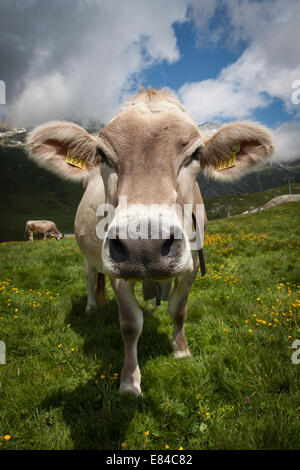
[0,0,188,125]
[0,0,101,101]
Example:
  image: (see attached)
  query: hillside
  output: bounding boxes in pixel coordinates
[0,145,83,241]
[198,161,300,197]
[0,202,299,449]
[204,183,300,220]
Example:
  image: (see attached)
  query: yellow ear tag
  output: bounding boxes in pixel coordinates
[216,144,240,171]
[66,149,86,170]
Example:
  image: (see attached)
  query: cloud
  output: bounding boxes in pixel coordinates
[178,78,270,123]
[1,0,188,126]
[178,0,300,162]
[272,121,300,163]
[220,41,300,117]
[1,0,300,167]
[180,0,300,122]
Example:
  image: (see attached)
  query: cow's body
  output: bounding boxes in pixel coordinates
[25,220,63,242]
[27,88,274,396]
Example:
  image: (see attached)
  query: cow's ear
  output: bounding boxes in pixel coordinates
[26,121,99,181]
[200,121,274,181]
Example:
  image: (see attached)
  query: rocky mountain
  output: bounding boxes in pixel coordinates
[0,125,28,147]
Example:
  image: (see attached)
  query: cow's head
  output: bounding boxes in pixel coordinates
[27,89,274,280]
[54,232,64,241]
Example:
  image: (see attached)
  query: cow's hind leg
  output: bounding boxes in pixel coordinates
[84,258,98,313]
[95,273,107,306]
[110,278,143,397]
[168,269,198,359]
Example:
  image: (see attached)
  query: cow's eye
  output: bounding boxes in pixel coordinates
[96,147,107,162]
[183,149,201,167]
[96,147,113,167]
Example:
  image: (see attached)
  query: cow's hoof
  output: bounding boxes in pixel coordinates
[173,349,192,359]
[119,382,142,398]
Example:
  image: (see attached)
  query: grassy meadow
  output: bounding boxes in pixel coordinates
[0,202,299,450]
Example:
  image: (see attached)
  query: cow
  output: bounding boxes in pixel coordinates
[25,220,64,242]
[26,88,274,397]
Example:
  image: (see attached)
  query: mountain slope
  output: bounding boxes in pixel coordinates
[204,183,300,219]
[198,161,300,197]
[0,145,83,241]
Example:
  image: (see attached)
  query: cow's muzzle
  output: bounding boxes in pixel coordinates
[102,215,190,280]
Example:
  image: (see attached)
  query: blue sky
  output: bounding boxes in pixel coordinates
[144,25,290,129]
[143,19,294,129]
[144,21,244,92]
[1,0,300,161]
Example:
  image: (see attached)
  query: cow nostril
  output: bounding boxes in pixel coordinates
[161,234,175,257]
[109,237,127,263]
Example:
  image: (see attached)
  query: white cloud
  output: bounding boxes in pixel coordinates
[178,0,300,162]
[180,0,300,122]
[272,121,300,163]
[178,78,269,123]
[11,73,72,126]
[220,42,300,116]
[3,0,300,169]
[7,0,188,126]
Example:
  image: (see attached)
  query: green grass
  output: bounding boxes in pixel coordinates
[0,202,299,450]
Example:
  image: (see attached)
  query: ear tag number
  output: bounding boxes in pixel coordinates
[66,149,86,170]
[216,144,240,171]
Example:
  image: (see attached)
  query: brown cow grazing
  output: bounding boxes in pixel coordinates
[27,88,274,396]
[25,220,63,242]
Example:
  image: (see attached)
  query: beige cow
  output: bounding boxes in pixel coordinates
[27,88,273,396]
[25,220,63,242]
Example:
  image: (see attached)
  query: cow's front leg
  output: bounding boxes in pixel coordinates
[110,278,143,397]
[84,258,98,313]
[168,269,198,359]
